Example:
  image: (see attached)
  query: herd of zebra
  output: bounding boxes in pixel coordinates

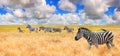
[17,24,74,33]
[18,24,115,49]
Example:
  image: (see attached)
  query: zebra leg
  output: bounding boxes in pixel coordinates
[35,29,38,33]
[93,40,98,48]
[44,31,46,33]
[36,30,38,33]
[88,43,92,49]
[109,40,115,47]
[95,43,98,48]
[44,30,46,33]
[110,42,115,47]
[106,42,110,49]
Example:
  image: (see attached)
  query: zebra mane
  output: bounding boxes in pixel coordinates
[79,27,91,32]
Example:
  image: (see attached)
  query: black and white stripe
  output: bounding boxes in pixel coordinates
[17,27,24,33]
[26,24,38,33]
[39,26,54,33]
[63,26,74,33]
[75,27,114,49]
[53,28,62,33]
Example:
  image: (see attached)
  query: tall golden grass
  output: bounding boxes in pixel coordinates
[0,25,120,56]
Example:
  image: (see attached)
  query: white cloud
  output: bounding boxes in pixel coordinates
[0,0,56,19]
[48,14,68,25]
[78,9,117,25]
[0,0,80,25]
[58,0,76,12]
[0,13,15,20]
[110,9,120,24]
[69,0,82,4]
[0,0,39,8]
[48,13,80,25]
[82,0,109,19]
[106,0,120,11]
[63,13,80,24]
[112,11,120,21]
[0,13,17,25]
[0,0,120,25]
[13,9,25,18]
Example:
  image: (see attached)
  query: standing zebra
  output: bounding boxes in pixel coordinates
[75,27,114,49]
[26,24,38,33]
[39,26,54,33]
[17,27,24,33]
[63,26,74,33]
[53,28,62,33]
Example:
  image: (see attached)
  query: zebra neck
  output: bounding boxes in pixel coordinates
[83,31,91,39]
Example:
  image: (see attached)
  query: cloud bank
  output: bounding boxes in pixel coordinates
[0,0,120,25]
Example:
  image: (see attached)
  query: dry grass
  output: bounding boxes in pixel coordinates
[0,25,120,56]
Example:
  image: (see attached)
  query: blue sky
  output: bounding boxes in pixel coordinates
[0,8,7,15]
[0,0,120,25]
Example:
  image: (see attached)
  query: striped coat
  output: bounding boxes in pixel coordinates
[75,27,115,49]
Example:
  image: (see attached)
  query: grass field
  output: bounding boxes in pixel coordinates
[0,25,120,56]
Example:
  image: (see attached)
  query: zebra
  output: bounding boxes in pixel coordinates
[17,27,24,33]
[26,24,38,33]
[53,28,62,33]
[39,26,54,33]
[63,26,74,33]
[75,27,114,49]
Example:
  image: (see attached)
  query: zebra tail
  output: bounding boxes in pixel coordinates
[101,29,108,31]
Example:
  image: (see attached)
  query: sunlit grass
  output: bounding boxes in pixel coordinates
[0,25,120,56]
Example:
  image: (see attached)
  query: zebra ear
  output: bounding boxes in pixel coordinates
[78,28,81,30]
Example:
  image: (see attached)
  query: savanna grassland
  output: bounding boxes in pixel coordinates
[0,25,120,56]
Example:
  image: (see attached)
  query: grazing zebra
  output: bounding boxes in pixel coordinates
[75,27,114,49]
[53,28,62,33]
[39,26,54,33]
[17,27,24,33]
[26,24,38,33]
[63,26,74,33]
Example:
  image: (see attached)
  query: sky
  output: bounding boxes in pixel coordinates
[0,0,120,25]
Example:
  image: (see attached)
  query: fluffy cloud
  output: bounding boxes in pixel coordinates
[47,14,68,25]
[0,0,42,8]
[0,0,120,25]
[0,13,17,25]
[82,0,109,19]
[63,13,80,24]
[58,0,76,12]
[0,0,56,19]
[13,9,25,18]
[48,13,80,25]
[0,13,15,21]
[69,0,83,5]
[106,0,120,11]
[79,11,104,25]
[110,9,120,24]
[112,11,120,21]
[0,0,80,25]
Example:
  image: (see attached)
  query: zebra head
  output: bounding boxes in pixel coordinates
[63,26,68,30]
[26,24,31,28]
[39,26,45,31]
[75,28,83,41]
[75,27,91,41]
[18,27,20,30]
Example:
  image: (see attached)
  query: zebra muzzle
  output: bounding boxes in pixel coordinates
[75,36,79,41]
